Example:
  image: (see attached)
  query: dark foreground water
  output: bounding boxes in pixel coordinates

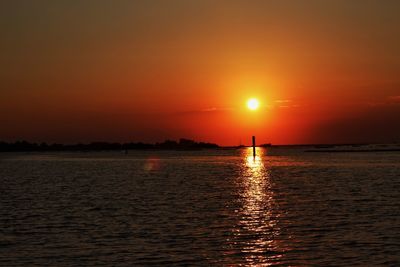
[0,148,399,266]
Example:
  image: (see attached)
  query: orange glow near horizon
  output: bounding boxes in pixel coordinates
[0,1,399,145]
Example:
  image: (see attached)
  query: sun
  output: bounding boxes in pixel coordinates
[247,98,260,110]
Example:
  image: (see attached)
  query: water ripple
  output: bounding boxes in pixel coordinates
[0,149,399,266]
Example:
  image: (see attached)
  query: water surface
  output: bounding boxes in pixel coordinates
[1,148,399,266]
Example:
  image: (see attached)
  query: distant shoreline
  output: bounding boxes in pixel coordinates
[1,140,399,153]
[0,139,219,152]
[305,149,400,153]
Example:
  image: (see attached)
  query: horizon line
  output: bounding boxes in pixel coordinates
[1,139,399,147]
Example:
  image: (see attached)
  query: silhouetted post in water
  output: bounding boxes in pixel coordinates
[252,136,256,158]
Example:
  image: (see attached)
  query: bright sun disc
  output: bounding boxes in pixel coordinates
[247,98,259,110]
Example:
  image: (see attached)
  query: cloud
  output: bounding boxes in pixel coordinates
[309,103,400,144]
[273,99,302,109]
[388,96,400,103]
[275,99,292,103]
[174,107,233,115]
[278,104,300,109]
[200,107,233,112]
[364,96,400,107]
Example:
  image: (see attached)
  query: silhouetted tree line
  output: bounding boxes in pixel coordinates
[0,139,219,152]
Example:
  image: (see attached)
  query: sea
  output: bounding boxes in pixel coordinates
[0,147,399,266]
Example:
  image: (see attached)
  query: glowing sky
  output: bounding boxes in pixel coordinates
[1,0,399,145]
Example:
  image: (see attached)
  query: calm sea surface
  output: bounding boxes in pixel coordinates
[0,148,399,266]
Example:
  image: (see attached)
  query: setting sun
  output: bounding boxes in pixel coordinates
[247,98,260,110]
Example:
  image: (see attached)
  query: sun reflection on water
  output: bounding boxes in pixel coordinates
[229,147,284,265]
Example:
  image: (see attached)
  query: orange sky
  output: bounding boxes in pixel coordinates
[1,1,400,145]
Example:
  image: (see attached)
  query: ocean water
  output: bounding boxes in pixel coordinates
[0,148,399,266]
